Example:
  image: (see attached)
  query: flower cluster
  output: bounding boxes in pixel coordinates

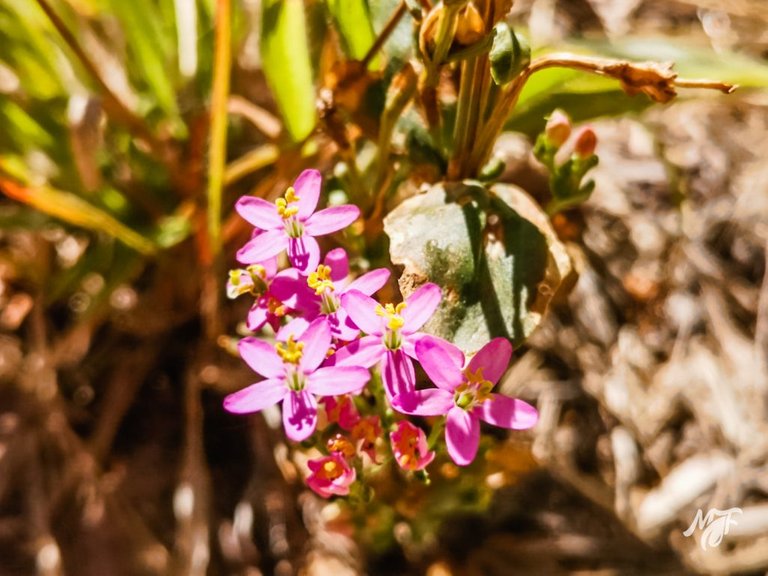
[225,170,538,498]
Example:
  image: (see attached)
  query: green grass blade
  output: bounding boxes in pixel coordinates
[0,177,157,255]
[326,0,378,66]
[260,0,316,142]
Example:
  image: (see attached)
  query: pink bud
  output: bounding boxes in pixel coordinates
[545,109,572,148]
[390,421,435,471]
[573,127,597,158]
[321,395,360,431]
[306,453,356,498]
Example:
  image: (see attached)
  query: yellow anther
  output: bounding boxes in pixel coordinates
[267,297,287,317]
[275,186,300,219]
[375,302,407,331]
[457,367,495,405]
[319,459,343,480]
[275,334,304,364]
[307,265,335,295]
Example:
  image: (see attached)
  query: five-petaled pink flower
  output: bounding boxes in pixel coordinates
[223,319,371,442]
[335,283,442,404]
[235,169,360,274]
[394,336,538,466]
[390,421,435,471]
[306,453,356,498]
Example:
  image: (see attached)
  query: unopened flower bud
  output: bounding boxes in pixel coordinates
[455,2,485,47]
[545,109,571,148]
[573,127,597,158]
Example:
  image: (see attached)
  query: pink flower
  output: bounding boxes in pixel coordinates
[235,170,360,274]
[226,257,295,332]
[223,319,371,442]
[335,283,442,403]
[275,248,390,341]
[394,336,538,466]
[306,453,356,498]
[390,421,434,471]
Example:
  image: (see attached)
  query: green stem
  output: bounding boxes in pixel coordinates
[207,0,232,259]
[447,56,477,180]
[427,418,446,451]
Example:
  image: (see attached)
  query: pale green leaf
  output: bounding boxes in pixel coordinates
[260,0,316,142]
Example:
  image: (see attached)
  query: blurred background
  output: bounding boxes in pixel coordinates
[1,0,768,574]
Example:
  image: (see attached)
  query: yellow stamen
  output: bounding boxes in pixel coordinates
[455,367,495,409]
[275,334,304,364]
[319,459,343,480]
[307,264,335,295]
[267,297,287,317]
[375,302,407,331]
[275,186,300,219]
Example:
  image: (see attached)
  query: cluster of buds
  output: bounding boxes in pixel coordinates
[225,170,538,499]
[534,109,599,214]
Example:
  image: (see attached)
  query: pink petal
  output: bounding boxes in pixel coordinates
[340,290,383,336]
[478,395,538,430]
[466,337,512,385]
[238,337,284,379]
[381,349,415,401]
[261,256,279,278]
[287,235,320,274]
[236,229,288,264]
[343,268,390,297]
[324,248,349,282]
[298,318,332,372]
[293,169,322,219]
[330,335,385,368]
[282,389,318,442]
[271,269,319,314]
[235,196,282,230]
[308,366,370,396]
[414,335,464,390]
[325,308,360,342]
[223,378,286,414]
[391,388,453,416]
[304,205,360,236]
[445,407,480,466]
[276,316,312,342]
[401,283,441,333]
[246,302,269,332]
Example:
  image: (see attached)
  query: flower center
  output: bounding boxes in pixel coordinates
[308,265,335,294]
[275,186,300,219]
[376,302,406,349]
[393,432,419,468]
[318,459,344,481]
[276,187,304,238]
[227,265,269,298]
[307,265,340,314]
[454,367,495,411]
[276,334,304,364]
[266,296,287,317]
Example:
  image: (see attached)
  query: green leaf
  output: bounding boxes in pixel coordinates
[103,0,180,120]
[0,177,157,255]
[384,181,571,351]
[326,0,378,66]
[489,22,530,86]
[260,0,316,142]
